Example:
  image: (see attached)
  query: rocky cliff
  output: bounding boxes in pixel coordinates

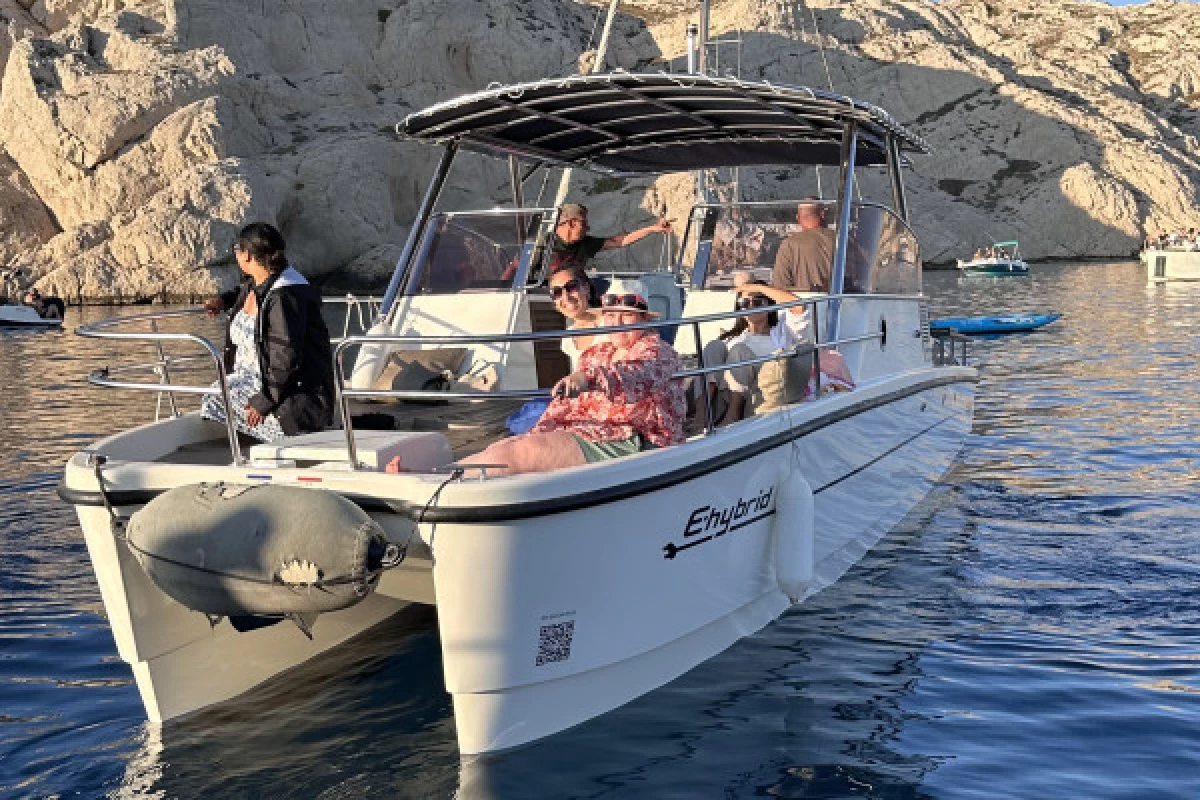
[0,0,1197,301]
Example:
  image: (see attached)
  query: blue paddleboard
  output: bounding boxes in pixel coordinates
[930,312,1060,334]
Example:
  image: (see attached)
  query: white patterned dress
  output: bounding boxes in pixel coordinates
[201,309,286,442]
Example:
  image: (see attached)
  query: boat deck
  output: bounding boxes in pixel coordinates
[155,398,526,466]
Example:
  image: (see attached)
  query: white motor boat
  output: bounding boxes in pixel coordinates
[60,73,976,756]
[0,303,62,328]
[956,240,1029,275]
[1145,248,1200,281]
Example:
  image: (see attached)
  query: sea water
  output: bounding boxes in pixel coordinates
[2,261,1199,798]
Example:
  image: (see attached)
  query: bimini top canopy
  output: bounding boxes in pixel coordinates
[398,72,930,175]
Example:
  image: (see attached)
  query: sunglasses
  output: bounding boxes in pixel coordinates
[550,279,582,300]
[600,293,649,312]
[735,295,771,310]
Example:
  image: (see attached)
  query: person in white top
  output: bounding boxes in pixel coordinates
[548,265,604,369]
[699,279,853,424]
[705,280,810,422]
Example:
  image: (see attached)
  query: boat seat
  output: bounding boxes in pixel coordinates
[248,430,453,471]
[635,272,684,344]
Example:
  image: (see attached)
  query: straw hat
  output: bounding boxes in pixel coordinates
[599,277,661,319]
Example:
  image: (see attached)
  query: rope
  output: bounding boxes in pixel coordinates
[792,2,861,202]
[91,456,127,537]
[122,536,375,591]
[583,2,604,58]
[421,468,464,565]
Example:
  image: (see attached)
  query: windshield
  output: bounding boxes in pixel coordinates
[679,201,920,294]
[403,211,551,295]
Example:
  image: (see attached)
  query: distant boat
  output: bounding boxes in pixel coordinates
[1144,248,1200,282]
[0,304,62,329]
[930,312,1060,335]
[957,241,1029,275]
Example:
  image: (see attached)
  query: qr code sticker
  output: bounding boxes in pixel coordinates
[535,620,575,666]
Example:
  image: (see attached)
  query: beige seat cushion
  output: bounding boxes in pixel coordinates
[372,347,469,392]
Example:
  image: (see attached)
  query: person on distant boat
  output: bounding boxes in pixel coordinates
[201,223,334,442]
[23,288,64,320]
[442,279,685,476]
[548,265,604,370]
[771,199,835,293]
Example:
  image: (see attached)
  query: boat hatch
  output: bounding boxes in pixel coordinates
[398,73,930,174]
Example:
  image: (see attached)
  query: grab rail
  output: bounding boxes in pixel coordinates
[331,293,907,469]
[75,293,915,469]
[77,308,245,464]
[322,294,384,342]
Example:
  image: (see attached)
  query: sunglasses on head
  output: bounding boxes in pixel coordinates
[601,293,649,312]
[735,295,771,310]
[549,279,582,300]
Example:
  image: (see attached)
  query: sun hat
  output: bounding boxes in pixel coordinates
[599,277,661,319]
[558,203,588,222]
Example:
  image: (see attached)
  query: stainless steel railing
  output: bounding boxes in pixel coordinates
[75,293,915,468]
[330,293,898,469]
[77,308,246,464]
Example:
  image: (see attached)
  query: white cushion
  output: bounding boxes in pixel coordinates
[249,430,453,471]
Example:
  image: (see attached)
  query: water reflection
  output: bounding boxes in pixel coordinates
[6,265,1200,797]
[113,606,460,799]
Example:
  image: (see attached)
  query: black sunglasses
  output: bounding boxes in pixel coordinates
[735,295,771,310]
[550,279,582,300]
[600,293,649,312]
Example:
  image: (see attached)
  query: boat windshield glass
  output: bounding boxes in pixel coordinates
[402,210,550,295]
[679,201,921,294]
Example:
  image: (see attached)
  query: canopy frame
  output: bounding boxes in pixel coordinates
[398,73,929,175]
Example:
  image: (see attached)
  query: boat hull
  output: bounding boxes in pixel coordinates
[956,259,1029,276]
[437,374,973,753]
[0,306,61,328]
[63,368,973,752]
[1144,249,1200,282]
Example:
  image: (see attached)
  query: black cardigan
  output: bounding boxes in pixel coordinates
[218,271,334,436]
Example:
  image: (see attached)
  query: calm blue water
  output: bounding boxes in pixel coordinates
[3,261,1199,798]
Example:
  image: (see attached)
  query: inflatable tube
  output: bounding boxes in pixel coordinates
[774,462,815,603]
[126,483,389,616]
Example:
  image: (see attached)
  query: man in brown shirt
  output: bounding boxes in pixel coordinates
[771,200,835,292]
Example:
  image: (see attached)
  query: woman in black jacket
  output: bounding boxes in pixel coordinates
[201,223,334,440]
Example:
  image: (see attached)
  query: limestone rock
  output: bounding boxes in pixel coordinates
[0,148,57,265]
[1,0,1198,300]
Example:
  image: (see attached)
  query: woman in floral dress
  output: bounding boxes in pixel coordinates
[458,278,685,477]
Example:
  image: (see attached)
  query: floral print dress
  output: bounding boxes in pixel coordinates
[533,333,685,447]
[201,310,286,442]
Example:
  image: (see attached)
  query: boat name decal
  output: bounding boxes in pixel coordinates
[664,486,775,559]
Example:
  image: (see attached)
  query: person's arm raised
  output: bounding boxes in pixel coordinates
[602,217,672,250]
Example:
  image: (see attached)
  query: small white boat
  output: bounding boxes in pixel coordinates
[1145,248,1200,282]
[956,240,1029,275]
[0,303,62,328]
[60,72,976,755]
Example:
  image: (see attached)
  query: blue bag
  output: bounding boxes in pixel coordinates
[505,399,551,435]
